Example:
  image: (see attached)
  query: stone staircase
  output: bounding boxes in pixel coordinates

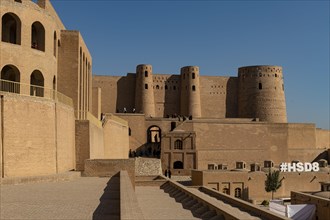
[161,182,261,220]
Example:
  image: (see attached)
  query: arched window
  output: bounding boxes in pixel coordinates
[0,65,20,93]
[31,21,45,51]
[259,83,262,90]
[30,70,44,97]
[174,140,183,150]
[144,71,148,77]
[156,85,159,90]
[165,85,168,90]
[192,72,195,79]
[53,31,57,57]
[173,161,183,169]
[192,85,196,91]
[2,13,21,45]
[223,188,230,195]
[234,188,241,198]
[145,84,148,89]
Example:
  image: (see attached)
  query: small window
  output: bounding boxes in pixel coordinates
[165,85,168,90]
[223,188,230,195]
[156,85,159,90]
[192,85,196,91]
[192,72,195,79]
[275,74,278,77]
[259,83,262,90]
[145,84,148,89]
[173,86,176,90]
[145,71,148,77]
[174,140,183,150]
[235,188,242,198]
[14,0,22,2]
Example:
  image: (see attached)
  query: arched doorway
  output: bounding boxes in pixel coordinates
[2,13,21,44]
[173,161,183,169]
[145,125,161,158]
[1,65,20,93]
[30,70,44,97]
[147,125,161,143]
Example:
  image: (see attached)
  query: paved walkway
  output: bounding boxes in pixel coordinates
[135,186,200,220]
[0,177,110,220]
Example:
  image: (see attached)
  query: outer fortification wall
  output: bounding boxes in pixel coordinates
[152,74,180,117]
[200,76,238,118]
[238,65,287,123]
[93,75,136,114]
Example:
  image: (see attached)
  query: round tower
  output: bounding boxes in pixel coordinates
[180,66,202,118]
[238,65,287,123]
[135,64,155,117]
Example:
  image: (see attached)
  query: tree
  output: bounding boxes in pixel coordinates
[265,170,282,200]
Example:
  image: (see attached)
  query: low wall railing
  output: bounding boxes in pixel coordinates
[0,79,73,107]
[199,186,290,220]
[120,171,145,220]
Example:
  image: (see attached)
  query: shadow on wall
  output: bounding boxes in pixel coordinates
[225,77,238,118]
[130,142,161,159]
[164,75,181,117]
[312,150,329,163]
[116,74,136,113]
[93,173,120,220]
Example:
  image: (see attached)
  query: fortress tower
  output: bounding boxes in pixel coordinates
[180,66,202,118]
[238,65,287,123]
[135,64,155,117]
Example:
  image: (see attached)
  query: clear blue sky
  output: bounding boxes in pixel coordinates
[51,0,329,129]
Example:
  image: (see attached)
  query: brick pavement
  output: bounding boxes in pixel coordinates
[0,177,110,220]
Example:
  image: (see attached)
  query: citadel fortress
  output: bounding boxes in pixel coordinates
[0,0,329,206]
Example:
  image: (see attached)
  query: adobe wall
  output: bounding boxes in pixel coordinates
[103,114,129,159]
[153,74,181,117]
[58,31,92,119]
[75,120,90,171]
[75,120,104,170]
[56,102,75,173]
[91,87,101,118]
[192,170,330,201]
[89,121,104,159]
[84,159,135,187]
[115,114,146,151]
[183,122,288,169]
[200,76,238,118]
[175,121,324,169]
[1,95,56,177]
[316,128,330,149]
[93,75,136,114]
